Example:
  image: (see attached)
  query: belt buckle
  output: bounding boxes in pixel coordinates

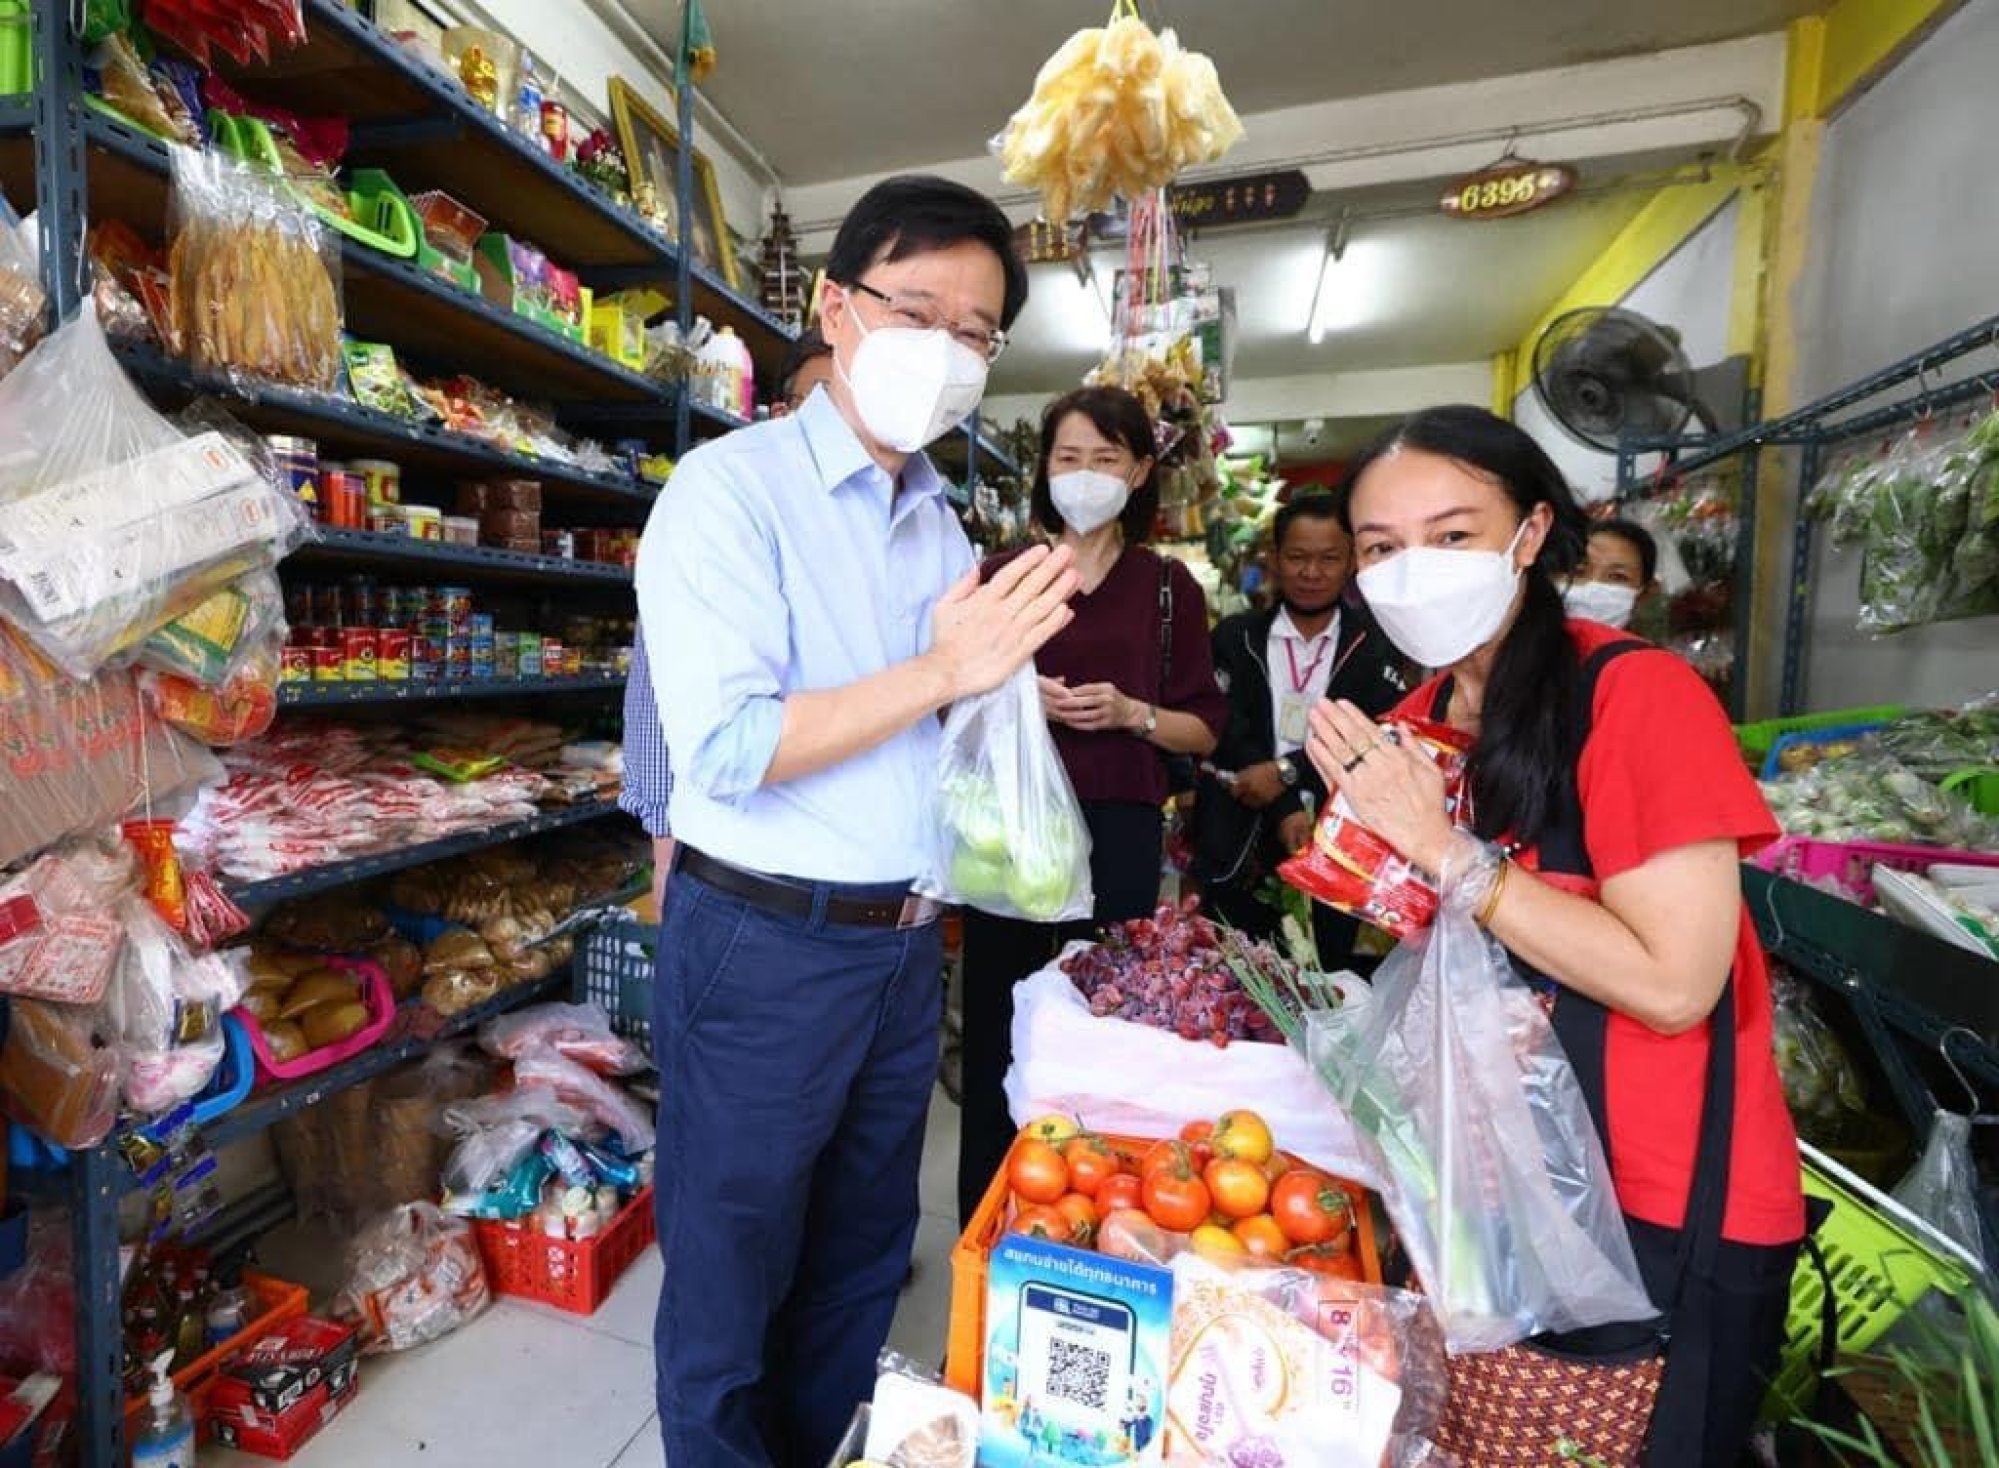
[896,895,940,930]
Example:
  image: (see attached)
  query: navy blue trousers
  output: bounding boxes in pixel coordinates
[650,872,942,1468]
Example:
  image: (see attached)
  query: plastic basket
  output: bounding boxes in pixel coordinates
[1941,766,1999,817]
[1760,721,1894,780]
[944,1132,1381,1398]
[1753,835,1999,905]
[239,957,395,1086]
[0,2,30,98]
[120,1272,310,1448]
[1765,1144,1982,1419]
[1735,706,1907,768]
[472,1184,656,1315]
[578,920,657,1047]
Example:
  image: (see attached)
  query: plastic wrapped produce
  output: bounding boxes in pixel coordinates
[1769,970,1869,1130]
[0,306,309,678]
[919,664,1094,922]
[168,145,342,392]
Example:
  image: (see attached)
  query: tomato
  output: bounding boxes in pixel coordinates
[1141,1139,1192,1179]
[1179,1119,1215,1146]
[1022,1115,1080,1146]
[1204,1158,1272,1220]
[1097,1173,1145,1215]
[1212,1109,1274,1166]
[1010,1205,1074,1243]
[1142,1166,1211,1232]
[1054,1193,1099,1246]
[1287,1244,1364,1280]
[1190,1224,1246,1262]
[1177,1119,1216,1168]
[1008,1139,1070,1205]
[1270,1170,1354,1250]
[1262,1150,1301,1187]
[1062,1136,1119,1200]
[1232,1214,1290,1261]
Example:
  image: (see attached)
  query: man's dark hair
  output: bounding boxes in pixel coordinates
[1029,386,1160,544]
[777,329,831,402]
[1591,518,1660,586]
[1272,493,1346,553]
[825,175,1030,330]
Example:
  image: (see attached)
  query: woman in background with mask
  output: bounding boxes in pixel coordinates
[1564,518,1662,632]
[956,384,1227,1224]
[1304,407,1801,1467]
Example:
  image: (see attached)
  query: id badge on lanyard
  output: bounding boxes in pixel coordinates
[1277,695,1311,748]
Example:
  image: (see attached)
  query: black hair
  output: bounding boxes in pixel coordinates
[777,329,831,402]
[825,175,1030,330]
[1272,493,1347,553]
[1339,405,1590,848]
[1030,387,1161,545]
[1590,518,1660,586]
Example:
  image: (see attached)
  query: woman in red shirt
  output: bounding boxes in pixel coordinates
[1303,407,1802,1466]
[956,386,1228,1224]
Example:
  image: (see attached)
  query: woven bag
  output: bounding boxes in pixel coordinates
[1434,1343,1663,1466]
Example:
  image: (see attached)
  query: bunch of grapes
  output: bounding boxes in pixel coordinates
[1061,899,1287,1047]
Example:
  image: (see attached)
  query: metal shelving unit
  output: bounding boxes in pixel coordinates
[5,0,799,1456]
[1616,310,1999,717]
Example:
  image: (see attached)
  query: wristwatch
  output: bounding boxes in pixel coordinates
[1140,705,1159,737]
[1277,756,1300,788]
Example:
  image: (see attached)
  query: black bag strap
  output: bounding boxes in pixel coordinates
[1156,555,1174,702]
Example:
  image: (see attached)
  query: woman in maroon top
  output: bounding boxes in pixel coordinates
[956,386,1228,1223]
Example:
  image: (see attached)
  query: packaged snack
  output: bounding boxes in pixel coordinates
[1279,720,1474,939]
[333,1203,490,1353]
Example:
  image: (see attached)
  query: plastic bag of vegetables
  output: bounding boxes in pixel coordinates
[1299,840,1654,1352]
[919,662,1094,922]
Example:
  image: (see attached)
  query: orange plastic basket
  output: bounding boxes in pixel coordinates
[120,1271,310,1451]
[473,1185,656,1315]
[944,1133,1380,1397]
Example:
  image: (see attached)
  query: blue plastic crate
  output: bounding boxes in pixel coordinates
[578,919,657,1048]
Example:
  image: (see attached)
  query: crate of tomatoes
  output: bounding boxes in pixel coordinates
[945,1107,1378,1400]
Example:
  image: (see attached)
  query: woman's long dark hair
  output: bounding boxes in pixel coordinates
[1338,406,1591,848]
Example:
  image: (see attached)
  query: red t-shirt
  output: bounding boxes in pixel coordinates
[1394,621,1804,1245]
[983,547,1227,806]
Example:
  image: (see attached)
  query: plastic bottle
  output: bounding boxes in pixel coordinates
[131,1351,195,1468]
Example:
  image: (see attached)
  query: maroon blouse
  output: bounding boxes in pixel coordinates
[983,546,1227,806]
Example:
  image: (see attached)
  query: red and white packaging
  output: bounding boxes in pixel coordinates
[207,1317,360,1461]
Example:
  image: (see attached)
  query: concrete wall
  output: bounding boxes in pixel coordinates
[1790,0,1999,709]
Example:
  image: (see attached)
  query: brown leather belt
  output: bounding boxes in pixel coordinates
[676,847,940,930]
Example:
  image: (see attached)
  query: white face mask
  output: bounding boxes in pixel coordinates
[1356,523,1530,669]
[1563,580,1639,629]
[1048,470,1132,535]
[836,302,990,453]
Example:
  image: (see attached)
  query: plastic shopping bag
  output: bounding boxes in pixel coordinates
[920,663,1093,922]
[1306,849,1655,1353]
[1891,1110,1991,1281]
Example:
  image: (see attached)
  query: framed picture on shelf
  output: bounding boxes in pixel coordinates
[608,76,742,292]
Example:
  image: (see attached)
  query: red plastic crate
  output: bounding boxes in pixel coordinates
[473,1186,656,1315]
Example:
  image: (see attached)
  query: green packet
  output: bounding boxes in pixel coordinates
[413,749,509,783]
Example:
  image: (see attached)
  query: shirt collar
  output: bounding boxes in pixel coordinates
[795,387,947,508]
[1271,606,1335,645]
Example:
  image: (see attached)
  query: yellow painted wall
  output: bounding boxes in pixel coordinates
[1816,0,1966,117]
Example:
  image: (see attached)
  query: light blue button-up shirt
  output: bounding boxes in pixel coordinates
[634,388,974,883]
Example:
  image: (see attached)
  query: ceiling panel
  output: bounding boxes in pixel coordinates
[644,0,1823,186]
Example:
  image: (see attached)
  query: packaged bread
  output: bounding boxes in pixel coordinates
[424,930,496,976]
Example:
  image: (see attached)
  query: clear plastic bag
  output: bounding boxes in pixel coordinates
[1305,841,1655,1353]
[0,834,138,1006]
[439,1088,590,1197]
[333,1202,491,1354]
[478,1001,646,1076]
[0,304,309,679]
[168,145,342,392]
[920,663,1094,922]
[0,998,120,1149]
[1167,1253,1451,1467]
[1891,1110,1991,1279]
[0,193,46,380]
[1769,969,1869,1131]
[511,1042,655,1153]
[101,899,246,1114]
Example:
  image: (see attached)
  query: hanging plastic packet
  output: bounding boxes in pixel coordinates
[121,1104,225,1243]
[123,819,189,933]
[1891,1109,1992,1280]
[139,569,285,688]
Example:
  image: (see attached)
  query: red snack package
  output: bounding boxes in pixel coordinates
[1279,719,1474,940]
[122,818,188,933]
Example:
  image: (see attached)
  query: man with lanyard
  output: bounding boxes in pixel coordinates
[636,175,1077,1468]
[1191,494,1403,969]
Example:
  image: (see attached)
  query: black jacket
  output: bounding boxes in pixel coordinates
[1191,599,1407,888]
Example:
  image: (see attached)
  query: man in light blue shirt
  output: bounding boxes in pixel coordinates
[635,175,1075,1468]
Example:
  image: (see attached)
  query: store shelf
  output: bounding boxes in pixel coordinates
[113,342,659,516]
[0,97,33,138]
[73,110,671,408]
[293,526,634,585]
[224,800,629,906]
[278,673,627,708]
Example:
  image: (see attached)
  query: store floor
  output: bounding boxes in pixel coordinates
[207,1086,963,1468]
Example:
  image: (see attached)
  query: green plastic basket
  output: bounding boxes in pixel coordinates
[0,3,29,98]
[1735,705,1907,769]
[1941,766,1999,817]
[1766,1142,1983,1419]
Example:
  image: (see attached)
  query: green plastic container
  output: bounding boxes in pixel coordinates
[1735,705,1908,768]
[1941,766,1999,816]
[0,2,29,98]
[207,113,420,260]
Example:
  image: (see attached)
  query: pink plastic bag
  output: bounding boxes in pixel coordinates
[478,1001,645,1076]
[511,1043,654,1153]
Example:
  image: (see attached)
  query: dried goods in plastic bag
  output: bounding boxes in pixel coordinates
[918,662,1094,922]
[0,304,309,679]
[0,194,44,379]
[1303,840,1655,1352]
[168,145,342,392]
[0,834,137,1006]
[333,1202,491,1354]
[478,1000,645,1076]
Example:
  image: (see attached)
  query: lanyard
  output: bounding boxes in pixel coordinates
[1281,633,1334,695]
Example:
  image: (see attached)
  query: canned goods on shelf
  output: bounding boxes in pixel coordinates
[378,628,412,680]
[341,628,378,681]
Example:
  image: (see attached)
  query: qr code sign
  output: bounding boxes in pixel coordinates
[1047,1336,1111,1411]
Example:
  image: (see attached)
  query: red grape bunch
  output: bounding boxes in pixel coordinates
[1061,899,1286,1047]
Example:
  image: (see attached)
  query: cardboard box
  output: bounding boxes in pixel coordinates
[208,1360,357,1460]
[978,1234,1172,1467]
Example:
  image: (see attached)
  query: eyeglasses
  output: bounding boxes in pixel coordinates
[845,280,1009,363]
